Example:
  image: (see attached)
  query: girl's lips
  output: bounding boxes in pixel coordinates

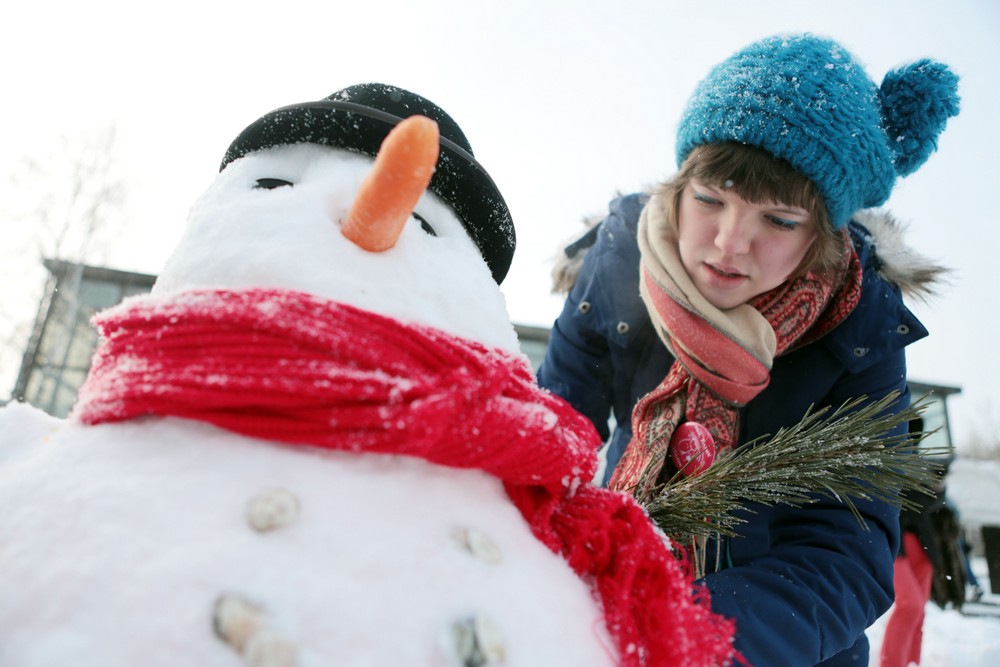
[701,262,748,289]
[707,262,747,279]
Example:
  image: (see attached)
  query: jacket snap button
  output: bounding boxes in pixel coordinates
[896,324,910,335]
[616,321,630,335]
[853,347,868,357]
[578,301,591,314]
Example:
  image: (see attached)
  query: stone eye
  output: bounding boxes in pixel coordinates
[254,178,293,190]
[413,212,436,236]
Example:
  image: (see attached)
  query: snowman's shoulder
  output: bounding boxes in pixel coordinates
[0,402,64,462]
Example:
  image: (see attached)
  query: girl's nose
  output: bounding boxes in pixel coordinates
[714,209,753,255]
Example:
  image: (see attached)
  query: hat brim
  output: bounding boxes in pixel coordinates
[221,100,515,284]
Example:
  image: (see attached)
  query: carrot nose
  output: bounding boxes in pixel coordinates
[341,115,440,252]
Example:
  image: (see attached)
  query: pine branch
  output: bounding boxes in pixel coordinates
[644,392,947,545]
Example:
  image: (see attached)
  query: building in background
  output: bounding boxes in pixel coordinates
[10,259,155,416]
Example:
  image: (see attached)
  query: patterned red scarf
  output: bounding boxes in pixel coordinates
[610,191,863,501]
[74,287,736,667]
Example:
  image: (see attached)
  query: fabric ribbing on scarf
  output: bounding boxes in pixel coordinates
[73,287,737,667]
[610,192,863,501]
[74,288,595,487]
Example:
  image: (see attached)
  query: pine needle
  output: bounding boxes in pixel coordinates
[643,392,948,545]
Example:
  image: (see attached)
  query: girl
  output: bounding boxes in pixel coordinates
[538,33,959,666]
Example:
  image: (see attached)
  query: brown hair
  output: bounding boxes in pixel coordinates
[659,143,844,277]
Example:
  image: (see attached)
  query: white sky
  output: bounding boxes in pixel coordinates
[2,0,998,448]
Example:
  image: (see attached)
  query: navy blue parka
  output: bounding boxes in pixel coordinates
[538,193,929,667]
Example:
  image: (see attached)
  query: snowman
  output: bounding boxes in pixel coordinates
[0,84,733,667]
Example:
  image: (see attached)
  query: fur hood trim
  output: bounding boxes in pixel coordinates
[853,209,950,301]
[550,210,606,294]
[551,206,949,301]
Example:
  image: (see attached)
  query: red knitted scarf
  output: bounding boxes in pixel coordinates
[611,195,863,501]
[74,287,736,667]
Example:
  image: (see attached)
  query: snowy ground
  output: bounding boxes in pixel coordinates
[867,556,999,667]
[866,457,1000,666]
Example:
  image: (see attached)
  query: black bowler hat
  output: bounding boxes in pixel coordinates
[221,83,515,284]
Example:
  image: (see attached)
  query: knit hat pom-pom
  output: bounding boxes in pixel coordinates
[879,59,960,177]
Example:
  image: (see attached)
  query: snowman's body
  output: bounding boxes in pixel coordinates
[0,404,611,666]
[0,141,615,666]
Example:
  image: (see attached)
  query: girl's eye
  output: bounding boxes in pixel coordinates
[254,178,294,190]
[413,212,437,236]
[765,215,800,230]
[693,191,721,206]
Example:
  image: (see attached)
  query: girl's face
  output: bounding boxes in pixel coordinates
[677,180,818,310]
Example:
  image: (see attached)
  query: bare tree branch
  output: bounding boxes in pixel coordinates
[1,124,127,398]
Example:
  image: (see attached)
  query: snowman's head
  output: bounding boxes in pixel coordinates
[152,84,519,353]
[221,83,514,284]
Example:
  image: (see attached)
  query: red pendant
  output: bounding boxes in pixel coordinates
[670,421,716,477]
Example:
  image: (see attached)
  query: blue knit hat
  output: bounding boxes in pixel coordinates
[675,33,961,230]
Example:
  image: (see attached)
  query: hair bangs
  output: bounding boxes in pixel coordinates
[665,142,844,277]
[685,143,820,213]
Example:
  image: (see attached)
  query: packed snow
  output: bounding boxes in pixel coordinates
[0,402,614,666]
